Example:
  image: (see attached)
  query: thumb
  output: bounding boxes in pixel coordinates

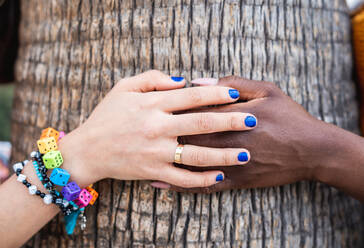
[193,76,279,100]
[116,70,186,93]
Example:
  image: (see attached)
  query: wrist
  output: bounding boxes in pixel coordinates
[311,121,363,185]
[58,128,101,188]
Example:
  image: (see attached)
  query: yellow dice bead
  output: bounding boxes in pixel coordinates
[37,137,58,154]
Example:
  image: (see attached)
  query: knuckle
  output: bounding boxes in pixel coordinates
[189,89,203,104]
[142,124,162,139]
[225,75,241,83]
[229,114,242,130]
[229,75,242,81]
[114,78,128,90]
[190,150,209,165]
[202,176,211,188]
[145,69,162,78]
[143,95,161,109]
[219,75,242,87]
[179,179,193,188]
[196,114,214,132]
[264,82,280,95]
[222,151,233,165]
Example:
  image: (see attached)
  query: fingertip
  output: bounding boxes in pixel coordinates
[171,76,185,83]
[215,173,224,182]
[150,181,171,189]
[237,150,250,165]
[244,114,257,128]
[170,76,186,88]
[228,88,240,100]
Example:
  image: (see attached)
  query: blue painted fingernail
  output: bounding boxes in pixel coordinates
[171,76,184,82]
[244,116,257,128]
[216,174,224,182]
[229,89,240,99]
[238,152,249,162]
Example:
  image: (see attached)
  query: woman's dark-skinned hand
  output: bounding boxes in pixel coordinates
[154,76,364,202]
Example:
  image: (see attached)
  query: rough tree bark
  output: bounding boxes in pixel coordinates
[11,0,364,247]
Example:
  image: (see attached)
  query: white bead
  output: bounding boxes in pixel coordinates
[30,151,38,158]
[28,185,37,195]
[43,194,53,205]
[62,200,69,208]
[17,174,26,182]
[13,163,23,172]
[23,160,29,165]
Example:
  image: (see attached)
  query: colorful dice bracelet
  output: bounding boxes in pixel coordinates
[12,128,99,235]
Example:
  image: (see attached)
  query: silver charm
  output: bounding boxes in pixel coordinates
[78,210,87,231]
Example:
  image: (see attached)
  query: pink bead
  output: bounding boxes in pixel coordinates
[58,131,66,141]
[74,189,92,208]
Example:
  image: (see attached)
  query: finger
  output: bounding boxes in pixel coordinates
[171,145,251,167]
[150,181,171,189]
[154,86,240,112]
[150,181,224,193]
[170,112,257,136]
[218,76,280,100]
[170,180,229,194]
[191,78,218,86]
[155,165,224,188]
[116,70,186,93]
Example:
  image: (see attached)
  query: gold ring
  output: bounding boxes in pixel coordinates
[174,144,184,164]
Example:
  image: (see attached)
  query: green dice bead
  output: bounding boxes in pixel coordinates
[43,151,63,169]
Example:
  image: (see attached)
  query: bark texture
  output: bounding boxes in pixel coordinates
[12,0,364,247]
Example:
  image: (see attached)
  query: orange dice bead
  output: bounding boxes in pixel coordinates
[40,127,60,141]
[37,137,58,154]
[86,186,99,205]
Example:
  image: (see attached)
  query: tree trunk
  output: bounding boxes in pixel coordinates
[12,0,364,247]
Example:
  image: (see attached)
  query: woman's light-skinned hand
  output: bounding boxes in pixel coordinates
[58,71,257,189]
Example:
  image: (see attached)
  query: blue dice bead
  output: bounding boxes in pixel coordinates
[50,168,70,186]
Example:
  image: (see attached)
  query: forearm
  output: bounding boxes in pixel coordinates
[314,123,364,202]
[0,132,89,247]
[0,162,59,247]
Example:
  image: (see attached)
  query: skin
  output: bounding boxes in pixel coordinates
[0,71,258,247]
[157,76,364,202]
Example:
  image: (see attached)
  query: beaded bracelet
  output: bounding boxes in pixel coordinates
[30,151,78,216]
[13,160,55,205]
[36,127,98,233]
[13,127,98,235]
[14,159,83,234]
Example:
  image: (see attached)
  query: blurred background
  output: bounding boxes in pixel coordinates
[0,84,13,141]
[348,0,364,11]
[0,83,13,180]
